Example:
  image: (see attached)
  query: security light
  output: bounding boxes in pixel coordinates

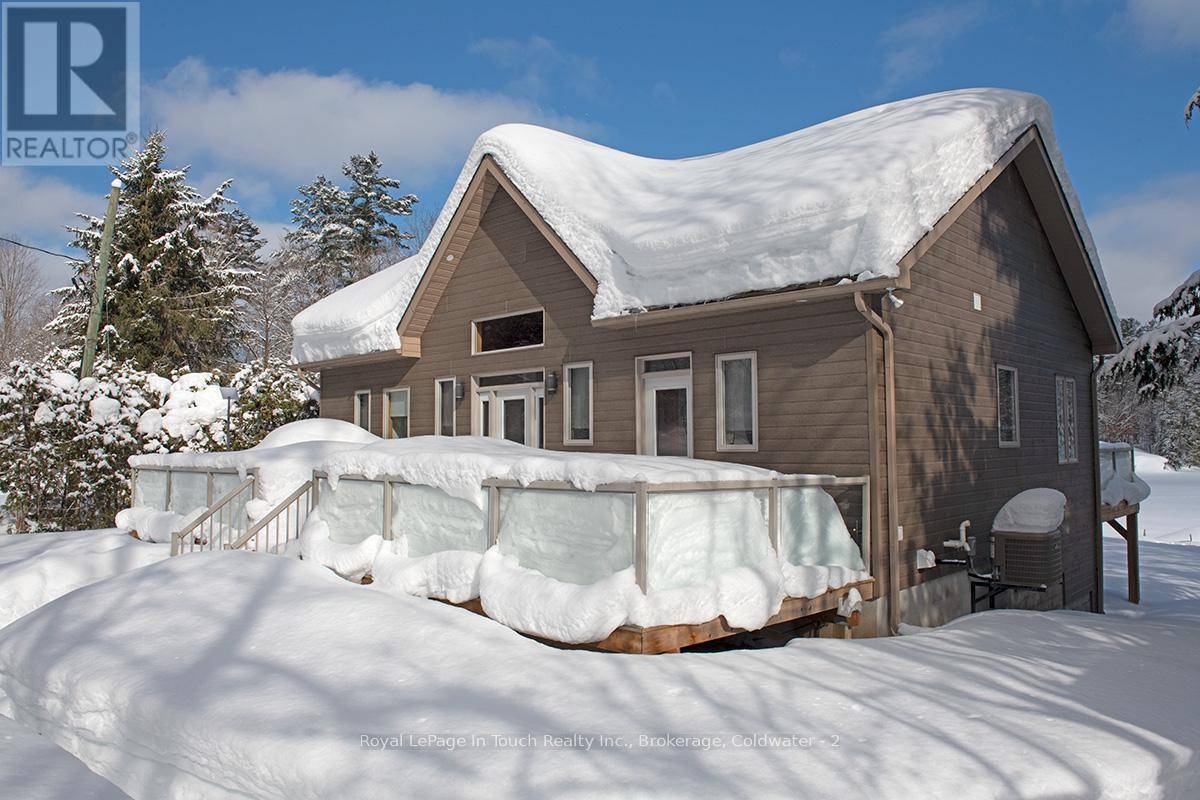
[886,289,904,310]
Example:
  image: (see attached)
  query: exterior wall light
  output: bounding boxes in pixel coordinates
[546,371,559,395]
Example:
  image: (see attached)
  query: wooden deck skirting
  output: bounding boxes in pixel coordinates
[440,579,875,654]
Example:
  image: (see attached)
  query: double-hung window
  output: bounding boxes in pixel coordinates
[716,352,758,451]
[385,388,410,439]
[563,362,593,444]
[996,365,1020,447]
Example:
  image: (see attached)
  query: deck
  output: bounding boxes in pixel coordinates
[445,578,875,654]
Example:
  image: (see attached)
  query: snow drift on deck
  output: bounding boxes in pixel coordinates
[292,88,1115,364]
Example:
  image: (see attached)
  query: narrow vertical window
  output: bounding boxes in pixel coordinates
[353,390,371,432]
[1056,375,1077,464]
[435,378,456,436]
[385,389,409,439]
[996,366,1019,447]
[716,352,758,451]
[563,361,593,444]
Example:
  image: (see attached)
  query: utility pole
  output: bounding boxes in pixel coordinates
[80,179,123,379]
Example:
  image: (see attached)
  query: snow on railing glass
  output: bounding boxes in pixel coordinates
[307,471,869,595]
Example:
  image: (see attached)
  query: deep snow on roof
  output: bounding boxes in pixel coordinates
[291,88,1115,365]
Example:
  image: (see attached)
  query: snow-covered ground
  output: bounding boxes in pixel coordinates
[0,529,169,629]
[1113,450,1200,544]
[0,714,127,799]
[0,541,1195,799]
[0,446,1196,799]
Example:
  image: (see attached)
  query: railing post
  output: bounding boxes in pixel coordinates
[487,484,501,548]
[170,532,180,557]
[767,478,780,555]
[206,471,214,506]
[311,472,321,505]
[634,481,649,593]
[165,468,173,513]
[382,480,393,541]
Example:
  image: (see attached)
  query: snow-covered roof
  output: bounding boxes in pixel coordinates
[292,88,1116,365]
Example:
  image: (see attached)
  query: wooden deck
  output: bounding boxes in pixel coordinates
[442,579,875,654]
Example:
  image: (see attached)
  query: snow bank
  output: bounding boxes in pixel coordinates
[114,506,203,543]
[130,419,381,507]
[0,530,168,628]
[0,714,128,800]
[2,551,1197,799]
[292,88,1116,364]
[318,435,777,506]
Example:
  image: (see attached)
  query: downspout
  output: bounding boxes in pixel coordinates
[1090,357,1105,614]
[855,292,902,635]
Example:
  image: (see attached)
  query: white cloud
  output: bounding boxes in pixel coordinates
[0,168,97,288]
[1090,173,1200,321]
[877,3,989,94]
[1120,0,1200,48]
[144,59,596,196]
[468,36,605,101]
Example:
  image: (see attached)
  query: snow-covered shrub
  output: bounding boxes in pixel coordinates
[0,353,318,531]
[0,350,163,531]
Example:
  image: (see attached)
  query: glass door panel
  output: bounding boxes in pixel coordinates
[654,388,689,457]
[502,397,527,444]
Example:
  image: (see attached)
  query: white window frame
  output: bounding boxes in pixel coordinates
[470,369,546,447]
[434,377,456,436]
[353,390,371,432]
[562,361,594,446]
[996,365,1020,448]
[470,307,545,356]
[1056,375,1078,464]
[715,351,759,452]
[634,352,694,458]
[382,387,411,439]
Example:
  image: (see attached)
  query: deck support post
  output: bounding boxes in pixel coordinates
[634,482,649,592]
[1105,513,1140,604]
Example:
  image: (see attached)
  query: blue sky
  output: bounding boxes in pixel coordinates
[3,0,1199,319]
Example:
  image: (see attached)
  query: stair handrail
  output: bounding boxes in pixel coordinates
[228,478,314,553]
[169,476,256,556]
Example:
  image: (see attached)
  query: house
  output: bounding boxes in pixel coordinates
[290,88,1122,636]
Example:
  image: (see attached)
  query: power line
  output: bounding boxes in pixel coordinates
[0,236,76,261]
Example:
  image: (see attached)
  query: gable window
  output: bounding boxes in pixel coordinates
[353,390,371,432]
[435,378,456,436]
[563,361,593,445]
[384,388,409,439]
[716,352,758,451]
[996,365,1020,447]
[1056,375,1078,464]
[472,309,544,354]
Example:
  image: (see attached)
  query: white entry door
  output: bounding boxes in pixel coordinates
[642,373,691,457]
[477,385,545,447]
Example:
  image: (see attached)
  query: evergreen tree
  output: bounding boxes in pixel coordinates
[48,132,251,372]
[286,152,418,291]
[1101,269,1200,397]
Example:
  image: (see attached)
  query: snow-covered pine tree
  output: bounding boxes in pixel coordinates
[47,132,250,373]
[226,359,318,450]
[286,152,418,291]
[1101,269,1200,397]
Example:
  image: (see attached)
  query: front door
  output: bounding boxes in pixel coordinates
[476,382,545,447]
[642,373,691,457]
